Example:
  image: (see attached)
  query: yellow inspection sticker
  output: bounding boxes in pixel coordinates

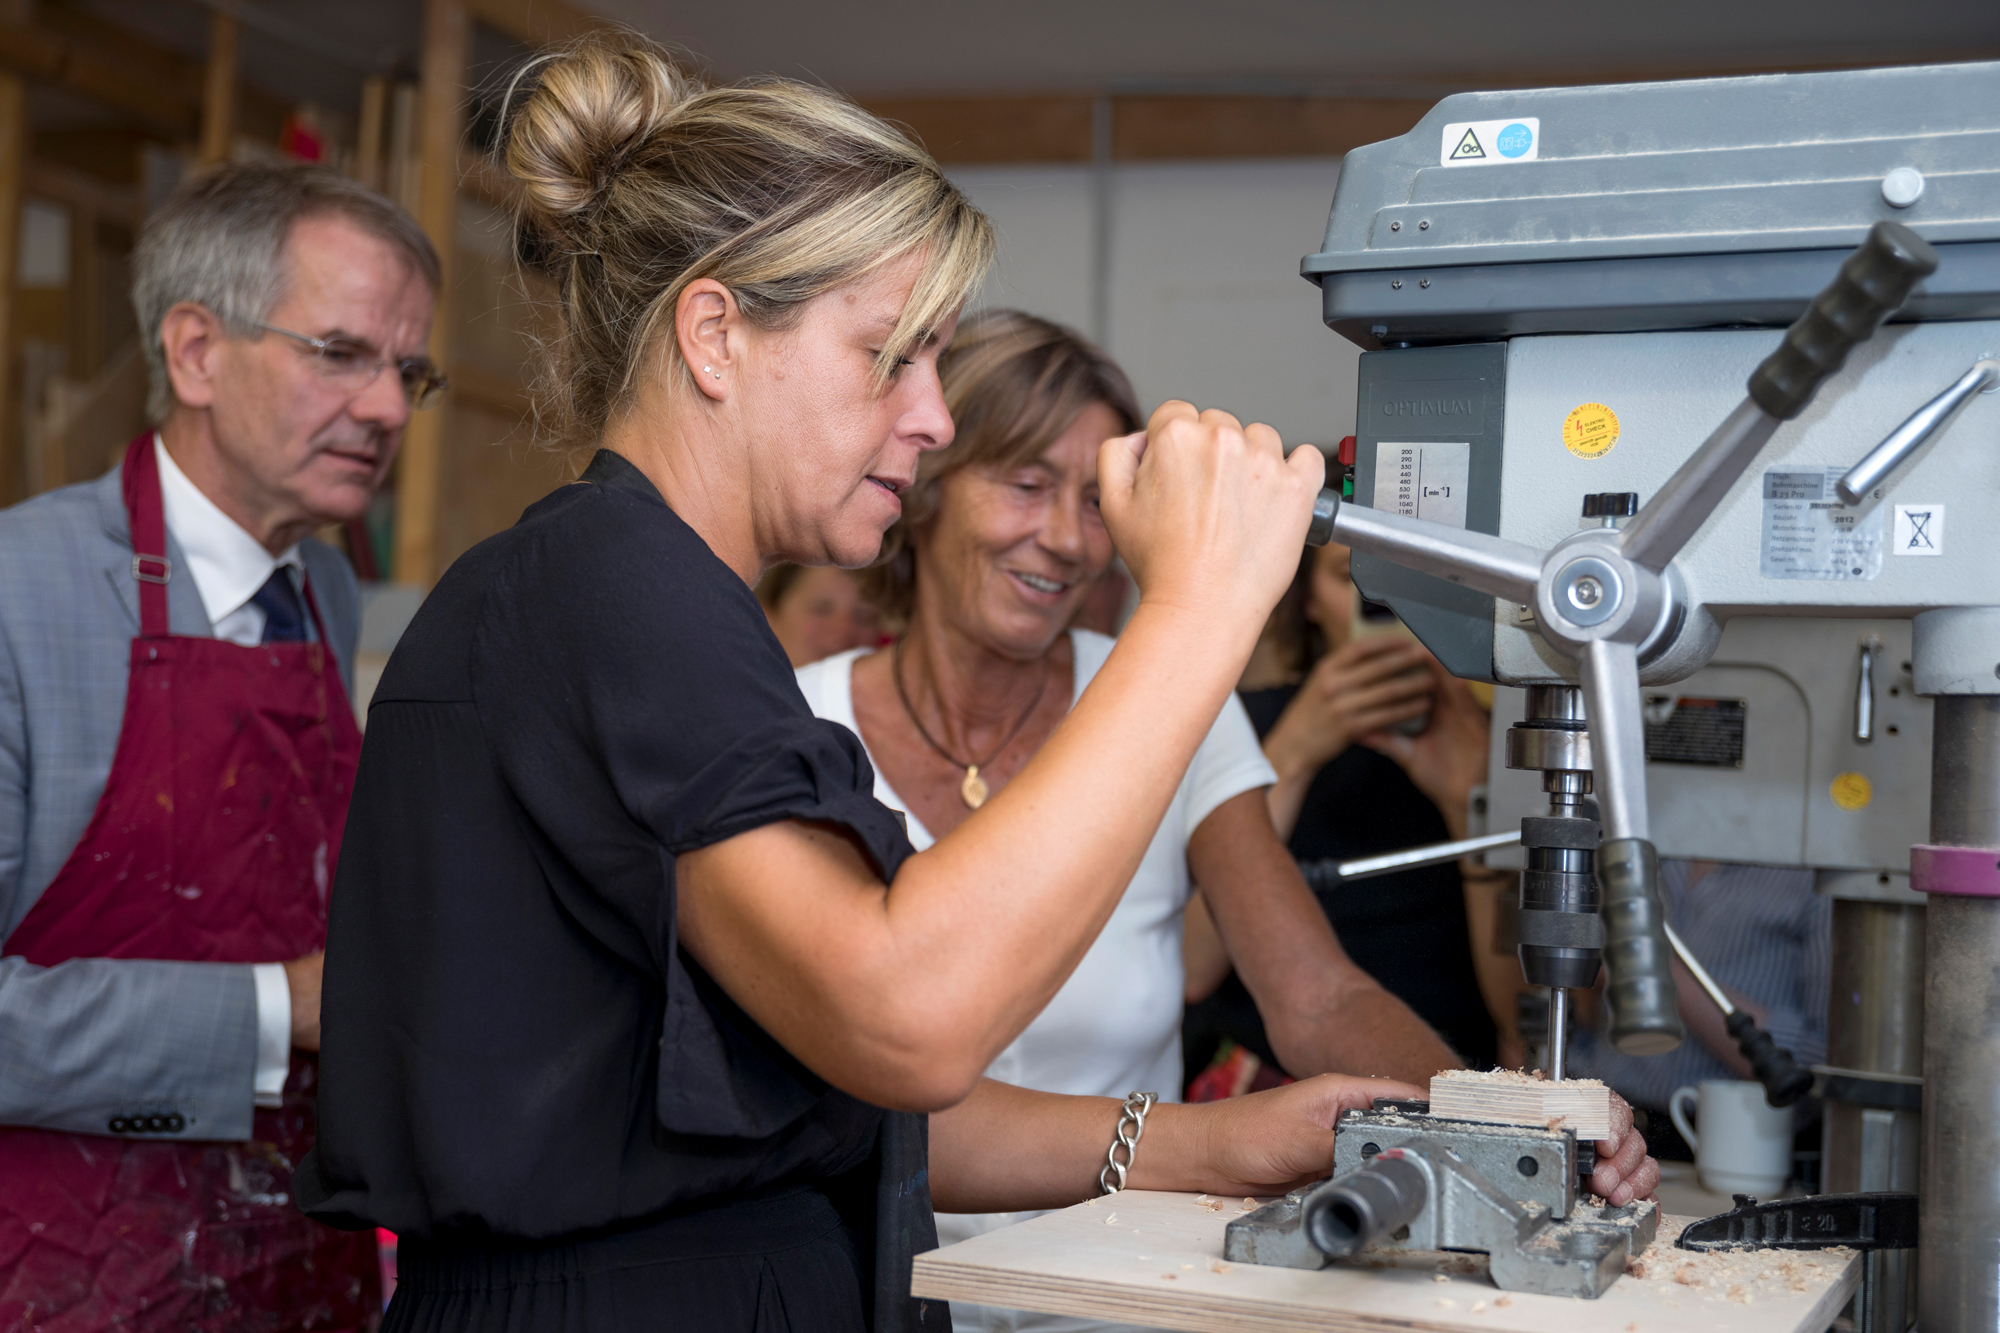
[1831,771,1873,811]
[1563,403,1620,459]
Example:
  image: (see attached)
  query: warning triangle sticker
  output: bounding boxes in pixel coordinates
[1450,128,1485,160]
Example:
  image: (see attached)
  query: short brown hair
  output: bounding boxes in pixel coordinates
[501,32,994,448]
[133,162,440,424]
[862,309,1142,624]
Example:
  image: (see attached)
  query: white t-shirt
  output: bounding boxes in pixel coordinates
[795,629,1275,1333]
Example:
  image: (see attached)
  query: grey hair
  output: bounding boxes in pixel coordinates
[132,162,442,423]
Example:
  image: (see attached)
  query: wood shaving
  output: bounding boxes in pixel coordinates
[1621,1217,1854,1303]
[1160,1272,1177,1280]
[1242,1197,1257,1209]
[1470,1300,1487,1313]
[1436,1297,1456,1308]
[1180,1263,1194,1270]
[1494,1295,1512,1307]
[1432,1273,1451,1283]
[1210,1261,1231,1273]
[1102,1213,1117,1226]
[1194,1193,1211,1203]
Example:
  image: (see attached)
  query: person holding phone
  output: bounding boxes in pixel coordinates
[1185,539,1512,1079]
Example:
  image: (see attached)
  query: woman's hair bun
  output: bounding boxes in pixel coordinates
[503,35,697,232]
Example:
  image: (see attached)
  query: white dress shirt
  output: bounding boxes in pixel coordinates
[154,436,301,1109]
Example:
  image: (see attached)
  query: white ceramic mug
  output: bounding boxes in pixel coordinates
[1669,1079,1791,1197]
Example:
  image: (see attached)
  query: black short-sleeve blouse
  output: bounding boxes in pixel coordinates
[297,451,932,1325]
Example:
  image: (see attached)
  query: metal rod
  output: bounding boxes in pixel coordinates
[1837,360,2000,505]
[1578,638,1650,842]
[1328,503,1544,605]
[1663,921,1734,1017]
[1548,987,1570,1082]
[1618,399,1780,571]
[1329,830,1522,882]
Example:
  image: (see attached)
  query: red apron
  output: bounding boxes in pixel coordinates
[0,439,379,1331]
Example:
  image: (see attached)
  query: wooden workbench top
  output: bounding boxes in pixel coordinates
[912,1190,1860,1333]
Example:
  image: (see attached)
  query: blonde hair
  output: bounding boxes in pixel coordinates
[863,309,1141,624]
[501,33,995,447]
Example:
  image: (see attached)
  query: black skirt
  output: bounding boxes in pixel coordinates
[384,1189,866,1333]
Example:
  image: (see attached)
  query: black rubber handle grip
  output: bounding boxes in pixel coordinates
[1597,837,1686,1057]
[1726,1010,1815,1109]
[1306,487,1340,547]
[1747,221,1939,421]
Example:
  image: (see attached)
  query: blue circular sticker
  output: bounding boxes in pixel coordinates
[1496,122,1533,158]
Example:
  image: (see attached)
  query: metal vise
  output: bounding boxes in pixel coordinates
[1225,1100,1657,1299]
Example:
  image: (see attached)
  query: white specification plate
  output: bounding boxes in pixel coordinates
[1760,467,1883,581]
[1373,441,1470,530]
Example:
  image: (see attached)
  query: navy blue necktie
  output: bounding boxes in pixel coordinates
[252,569,307,643]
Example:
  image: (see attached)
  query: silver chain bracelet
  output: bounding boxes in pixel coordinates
[1098,1091,1158,1195]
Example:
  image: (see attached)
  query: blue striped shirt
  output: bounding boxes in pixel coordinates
[1567,859,1831,1114]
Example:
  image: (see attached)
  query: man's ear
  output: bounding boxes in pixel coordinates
[158,303,226,411]
[674,278,739,403]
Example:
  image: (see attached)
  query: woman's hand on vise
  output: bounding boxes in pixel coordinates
[1591,1092,1662,1206]
[1169,1074,1426,1197]
[1361,657,1492,840]
[1099,401,1324,637]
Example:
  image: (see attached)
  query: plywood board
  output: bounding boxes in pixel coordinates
[912,1190,1859,1333]
[1428,1069,1614,1141]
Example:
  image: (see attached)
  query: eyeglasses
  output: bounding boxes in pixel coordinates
[252,321,449,410]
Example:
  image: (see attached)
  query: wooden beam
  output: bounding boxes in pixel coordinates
[199,10,239,166]
[23,160,137,231]
[861,96,1094,164]
[355,74,388,191]
[466,0,603,49]
[0,71,21,506]
[0,13,199,139]
[395,0,469,585]
[1113,95,1431,161]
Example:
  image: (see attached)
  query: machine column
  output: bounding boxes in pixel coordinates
[1913,609,2000,1333]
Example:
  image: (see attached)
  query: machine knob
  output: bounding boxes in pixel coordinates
[1581,493,1638,520]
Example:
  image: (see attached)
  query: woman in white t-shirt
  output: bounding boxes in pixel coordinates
[794,312,1501,1333]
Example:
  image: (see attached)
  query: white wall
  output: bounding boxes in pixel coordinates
[949,158,1361,451]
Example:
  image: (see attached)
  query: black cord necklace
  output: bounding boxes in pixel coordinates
[892,639,1050,809]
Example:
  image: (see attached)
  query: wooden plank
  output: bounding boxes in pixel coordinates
[912,1189,1860,1333]
[1427,1070,1613,1141]
[0,69,21,506]
[394,0,469,586]
[199,10,239,166]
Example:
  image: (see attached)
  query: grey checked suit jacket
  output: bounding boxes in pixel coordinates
[0,465,358,1142]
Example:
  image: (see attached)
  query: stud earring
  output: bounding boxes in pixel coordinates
[702,365,721,379]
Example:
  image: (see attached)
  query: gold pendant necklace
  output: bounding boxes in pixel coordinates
[894,641,1050,810]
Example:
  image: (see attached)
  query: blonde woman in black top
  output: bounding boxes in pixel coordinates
[302,34,1657,1333]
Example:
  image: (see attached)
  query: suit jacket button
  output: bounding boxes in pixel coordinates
[108,1117,128,1134]
[166,1114,185,1133]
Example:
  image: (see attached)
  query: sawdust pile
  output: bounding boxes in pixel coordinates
[1622,1217,1853,1301]
[1443,1067,1607,1088]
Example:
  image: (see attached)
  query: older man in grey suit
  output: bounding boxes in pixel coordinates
[0,163,441,1330]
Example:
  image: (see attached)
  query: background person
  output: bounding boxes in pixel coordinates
[1565,860,1830,1161]
[0,162,438,1330]
[758,563,885,666]
[1184,539,1515,1087]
